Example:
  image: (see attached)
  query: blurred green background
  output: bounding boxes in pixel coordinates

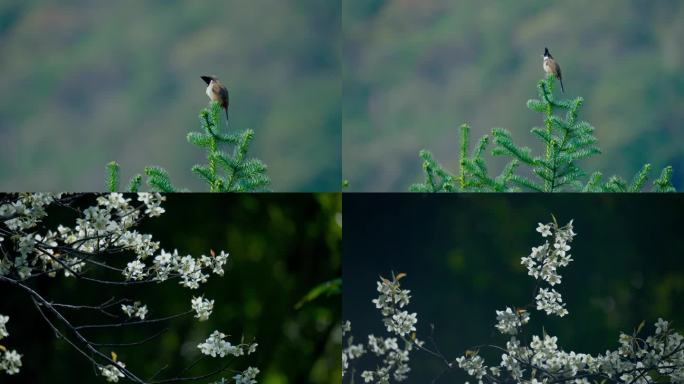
[344,194,684,382]
[343,0,684,191]
[1,193,341,383]
[0,1,340,191]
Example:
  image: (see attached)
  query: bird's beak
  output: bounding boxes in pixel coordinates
[201,76,212,85]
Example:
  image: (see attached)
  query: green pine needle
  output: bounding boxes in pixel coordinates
[412,76,675,192]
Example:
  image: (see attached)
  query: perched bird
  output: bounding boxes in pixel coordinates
[201,75,229,122]
[542,48,564,93]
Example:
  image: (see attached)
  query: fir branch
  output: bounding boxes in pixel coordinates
[583,172,603,192]
[409,149,457,192]
[628,164,651,192]
[106,161,120,192]
[458,123,469,189]
[144,166,177,193]
[653,166,676,192]
[127,174,143,193]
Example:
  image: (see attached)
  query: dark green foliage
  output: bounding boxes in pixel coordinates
[411,76,675,192]
[106,102,270,192]
[294,278,342,309]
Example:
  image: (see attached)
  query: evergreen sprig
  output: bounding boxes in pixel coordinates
[411,75,675,192]
[106,101,269,192]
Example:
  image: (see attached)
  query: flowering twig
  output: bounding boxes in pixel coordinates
[345,218,684,383]
[0,193,259,383]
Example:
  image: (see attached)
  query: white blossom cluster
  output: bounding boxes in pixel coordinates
[198,330,258,358]
[0,315,8,339]
[371,278,416,337]
[191,295,214,321]
[99,361,126,382]
[0,193,230,287]
[521,221,575,285]
[343,275,423,383]
[0,315,22,375]
[342,321,366,378]
[455,353,487,380]
[494,307,530,335]
[520,221,575,319]
[458,318,684,383]
[360,334,413,383]
[535,287,568,317]
[233,366,260,384]
[121,301,148,320]
[131,248,230,289]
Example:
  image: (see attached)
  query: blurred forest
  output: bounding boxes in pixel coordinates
[343,0,684,191]
[0,193,342,383]
[344,194,684,382]
[0,1,340,191]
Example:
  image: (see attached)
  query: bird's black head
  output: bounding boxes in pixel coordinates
[201,75,217,85]
[543,47,551,58]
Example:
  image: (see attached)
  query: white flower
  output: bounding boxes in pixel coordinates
[197,330,239,358]
[152,249,177,281]
[495,307,530,335]
[535,288,568,317]
[99,361,125,382]
[387,311,417,337]
[123,260,147,281]
[0,315,8,339]
[121,302,148,320]
[135,305,148,320]
[191,296,214,321]
[361,370,374,382]
[137,193,166,217]
[536,223,552,237]
[0,349,22,375]
[655,318,669,334]
[455,354,487,380]
[177,255,207,289]
[234,367,259,384]
[211,250,229,275]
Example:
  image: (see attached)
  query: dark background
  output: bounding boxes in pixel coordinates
[343,0,684,191]
[343,194,684,382]
[0,1,340,191]
[0,193,341,383]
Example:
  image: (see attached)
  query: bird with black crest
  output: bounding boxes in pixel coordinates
[201,75,230,123]
[542,48,564,93]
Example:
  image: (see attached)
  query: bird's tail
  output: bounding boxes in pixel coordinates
[225,107,229,127]
[559,78,565,93]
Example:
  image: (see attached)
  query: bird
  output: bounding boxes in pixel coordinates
[201,75,229,122]
[542,48,564,93]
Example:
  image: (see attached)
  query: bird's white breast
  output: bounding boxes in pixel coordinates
[205,82,213,98]
[543,58,552,74]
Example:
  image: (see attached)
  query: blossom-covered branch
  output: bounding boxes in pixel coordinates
[0,193,258,383]
[344,218,684,383]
